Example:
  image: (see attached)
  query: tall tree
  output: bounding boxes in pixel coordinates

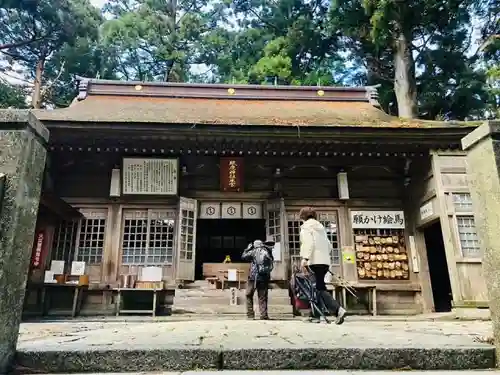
[200,0,353,85]
[331,0,480,119]
[0,0,102,108]
[101,0,222,82]
[476,0,499,118]
[43,38,118,107]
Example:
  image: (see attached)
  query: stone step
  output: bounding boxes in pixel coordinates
[16,337,495,373]
[15,320,495,372]
[174,289,292,311]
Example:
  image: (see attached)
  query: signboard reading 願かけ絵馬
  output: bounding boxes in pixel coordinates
[350,210,405,229]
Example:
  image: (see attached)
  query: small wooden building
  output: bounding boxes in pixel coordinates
[26,78,487,315]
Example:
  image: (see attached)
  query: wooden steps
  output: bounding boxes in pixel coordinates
[173,281,292,316]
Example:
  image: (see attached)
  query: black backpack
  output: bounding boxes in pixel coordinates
[254,246,274,276]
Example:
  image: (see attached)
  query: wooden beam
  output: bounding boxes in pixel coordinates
[39,192,83,221]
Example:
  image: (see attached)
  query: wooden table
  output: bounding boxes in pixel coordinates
[218,270,245,290]
[334,285,377,316]
[38,283,87,318]
[114,288,160,317]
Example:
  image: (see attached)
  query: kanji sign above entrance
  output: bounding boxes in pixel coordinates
[220,157,244,192]
[350,210,405,229]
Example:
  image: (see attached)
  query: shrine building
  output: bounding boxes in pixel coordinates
[21,78,488,316]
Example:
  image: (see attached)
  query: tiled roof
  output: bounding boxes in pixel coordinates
[34,95,476,129]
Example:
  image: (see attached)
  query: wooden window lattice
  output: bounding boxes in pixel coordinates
[52,208,108,266]
[121,209,176,265]
[456,216,481,257]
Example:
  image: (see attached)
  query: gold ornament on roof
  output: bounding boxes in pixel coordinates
[228,88,236,95]
[135,85,143,91]
[317,89,325,96]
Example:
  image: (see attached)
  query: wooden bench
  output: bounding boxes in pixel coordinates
[114,288,160,317]
[26,283,88,318]
[218,269,245,290]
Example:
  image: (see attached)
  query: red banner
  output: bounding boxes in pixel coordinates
[31,230,47,269]
[220,157,244,192]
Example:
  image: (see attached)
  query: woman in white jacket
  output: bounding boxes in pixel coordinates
[299,206,346,324]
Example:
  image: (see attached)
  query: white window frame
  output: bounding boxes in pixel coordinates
[121,208,177,266]
[51,208,108,266]
[451,192,481,258]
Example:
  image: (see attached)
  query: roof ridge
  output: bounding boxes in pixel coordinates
[74,76,379,105]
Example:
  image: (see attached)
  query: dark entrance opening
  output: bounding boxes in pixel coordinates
[423,222,453,312]
[195,219,266,280]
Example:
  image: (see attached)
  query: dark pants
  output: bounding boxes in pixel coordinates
[309,264,342,316]
[246,279,269,318]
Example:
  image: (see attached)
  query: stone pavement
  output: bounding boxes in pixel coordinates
[15,319,496,373]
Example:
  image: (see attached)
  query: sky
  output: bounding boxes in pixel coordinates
[90,0,106,8]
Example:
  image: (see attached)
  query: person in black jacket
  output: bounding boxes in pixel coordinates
[242,240,274,320]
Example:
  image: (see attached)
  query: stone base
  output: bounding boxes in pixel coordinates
[14,319,496,373]
[14,346,495,373]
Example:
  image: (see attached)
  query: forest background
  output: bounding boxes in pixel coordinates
[0,0,498,120]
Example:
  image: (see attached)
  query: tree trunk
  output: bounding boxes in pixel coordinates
[393,32,417,119]
[163,0,177,82]
[31,58,45,109]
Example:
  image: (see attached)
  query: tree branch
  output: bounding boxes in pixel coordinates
[479,34,500,52]
[363,57,393,82]
[246,7,280,32]
[413,33,434,60]
[0,35,49,51]
[40,60,65,97]
[0,49,31,63]
[0,71,34,86]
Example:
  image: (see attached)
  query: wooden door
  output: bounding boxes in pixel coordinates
[265,198,288,280]
[175,197,198,282]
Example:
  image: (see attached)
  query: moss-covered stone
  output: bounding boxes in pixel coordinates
[0,111,48,373]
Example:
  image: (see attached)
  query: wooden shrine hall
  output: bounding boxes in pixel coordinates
[19,77,488,317]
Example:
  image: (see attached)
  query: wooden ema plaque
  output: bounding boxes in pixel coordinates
[220,157,244,192]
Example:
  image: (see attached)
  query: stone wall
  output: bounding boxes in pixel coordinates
[0,110,48,373]
[462,120,500,366]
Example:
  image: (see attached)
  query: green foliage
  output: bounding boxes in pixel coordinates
[101,0,217,81]
[331,0,489,120]
[0,0,497,119]
[248,37,292,84]
[0,0,105,107]
[43,38,118,107]
[0,0,102,63]
[0,81,27,108]
[475,0,499,118]
[198,0,349,86]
